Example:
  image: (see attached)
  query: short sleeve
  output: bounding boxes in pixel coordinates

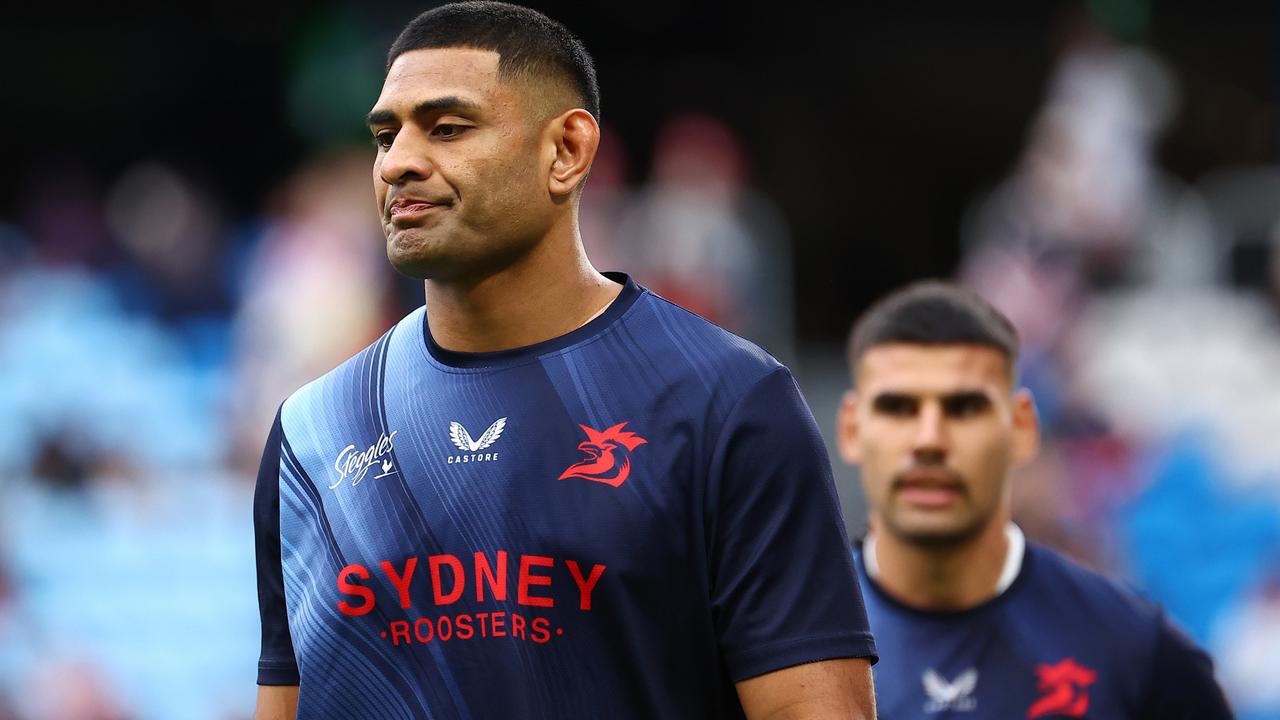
[706,367,877,681]
[254,408,300,685]
[1139,615,1233,719]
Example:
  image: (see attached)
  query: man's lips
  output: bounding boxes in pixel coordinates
[893,470,965,508]
[387,197,449,221]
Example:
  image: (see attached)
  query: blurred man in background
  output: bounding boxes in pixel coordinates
[254,3,876,719]
[836,281,1232,718]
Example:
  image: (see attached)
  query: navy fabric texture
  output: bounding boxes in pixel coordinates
[856,541,1232,719]
[254,275,875,719]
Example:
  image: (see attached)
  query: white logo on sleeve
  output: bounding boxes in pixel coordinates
[923,668,978,713]
[331,431,398,490]
[447,417,506,464]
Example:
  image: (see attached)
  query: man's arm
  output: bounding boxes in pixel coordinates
[255,685,299,720]
[737,658,876,720]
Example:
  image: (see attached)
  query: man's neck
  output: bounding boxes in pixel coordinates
[865,518,1022,611]
[424,223,621,353]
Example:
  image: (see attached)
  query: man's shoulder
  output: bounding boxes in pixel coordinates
[1022,542,1164,632]
[632,288,785,391]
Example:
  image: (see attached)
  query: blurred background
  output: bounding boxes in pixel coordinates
[1,1,1278,717]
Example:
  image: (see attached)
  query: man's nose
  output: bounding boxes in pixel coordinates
[911,402,949,461]
[379,129,434,186]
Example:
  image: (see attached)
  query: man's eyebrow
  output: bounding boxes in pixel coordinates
[870,391,918,406]
[868,389,991,406]
[941,390,990,402]
[365,96,480,127]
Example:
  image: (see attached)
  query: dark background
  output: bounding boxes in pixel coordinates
[5,2,1273,341]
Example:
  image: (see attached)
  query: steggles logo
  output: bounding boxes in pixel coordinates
[447,418,506,465]
[331,431,399,490]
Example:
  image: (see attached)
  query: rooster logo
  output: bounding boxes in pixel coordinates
[559,422,648,487]
[1027,658,1096,718]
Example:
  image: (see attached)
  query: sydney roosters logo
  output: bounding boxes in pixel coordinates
[559,422,648,487]
[1027,658,1096,718]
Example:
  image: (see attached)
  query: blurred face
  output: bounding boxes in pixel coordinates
[367,48,556,280]
[837,344,1038,547]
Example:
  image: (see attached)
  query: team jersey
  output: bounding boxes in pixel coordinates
[254,273,876,719]
[854,531,1233,719]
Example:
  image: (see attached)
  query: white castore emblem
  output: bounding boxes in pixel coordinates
[923,668,978,712]
[447,418,506,464]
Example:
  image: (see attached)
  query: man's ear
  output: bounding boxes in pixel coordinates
[836,390,863,466]
[1010,388,1040,467]
[547,108,599,197]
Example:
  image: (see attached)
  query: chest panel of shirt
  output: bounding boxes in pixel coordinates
[871,615,1142,719]
[860,554,1151,720]
[351,366,703,598]
[276,323,730,716]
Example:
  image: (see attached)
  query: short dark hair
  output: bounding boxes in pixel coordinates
[387,1,600,122]
[847,280,1020,381]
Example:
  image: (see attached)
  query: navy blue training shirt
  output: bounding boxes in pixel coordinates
[254,274,877,719]
[855,531,1233,719]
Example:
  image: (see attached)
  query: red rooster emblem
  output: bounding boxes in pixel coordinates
[559,422,648,487]
[1027,658,1097,718]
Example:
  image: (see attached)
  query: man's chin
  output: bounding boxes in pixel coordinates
[386,230,452,280]
[884,513,986,548]
[385,228,542,284]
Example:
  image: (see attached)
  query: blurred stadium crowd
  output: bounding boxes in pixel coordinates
[1,4,1278,719]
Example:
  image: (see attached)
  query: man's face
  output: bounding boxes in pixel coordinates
[367,48,555,280]
[837,344,1038,546]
